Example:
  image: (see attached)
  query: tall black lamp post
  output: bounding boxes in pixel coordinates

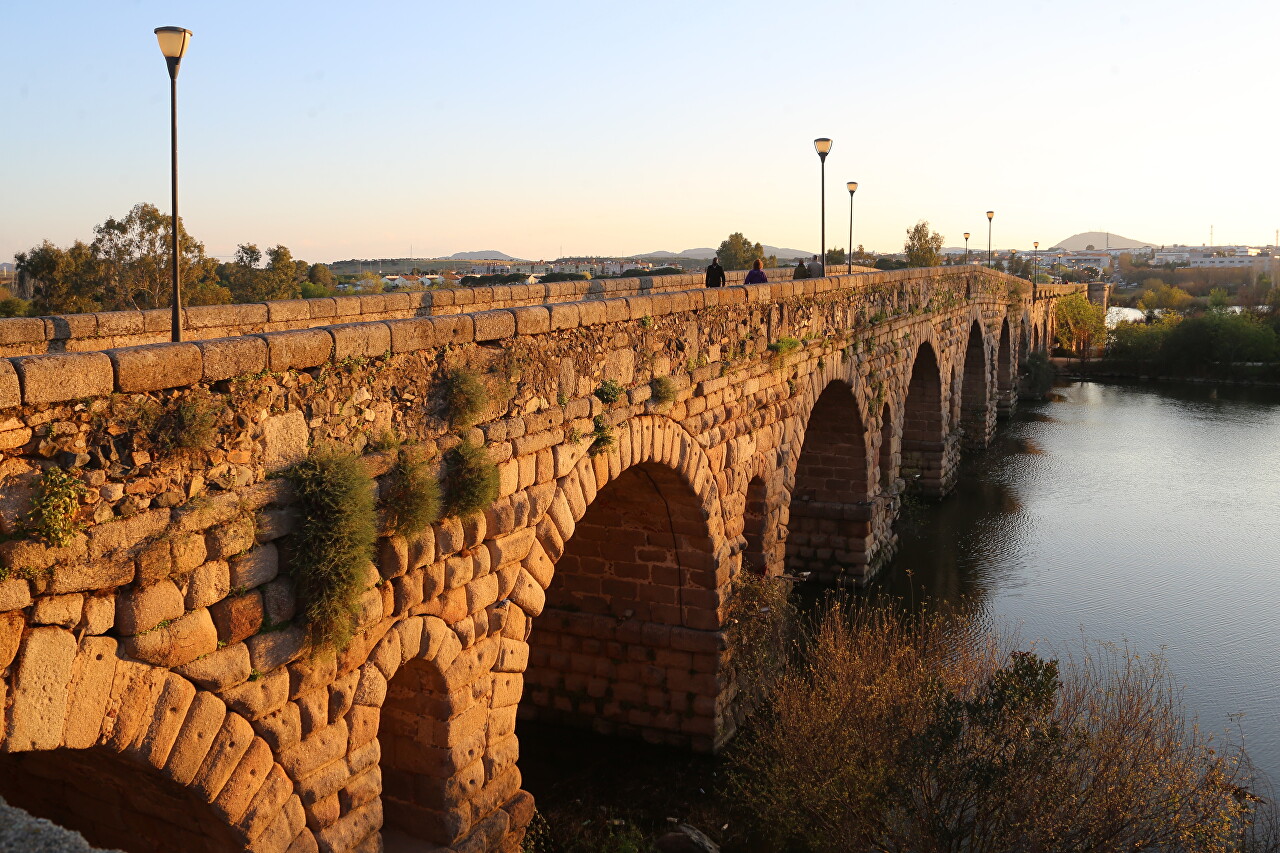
[1033,241,1039,282]
[986,210,995,267]
[846,181,858,274]
[155,26,192,343]
[814,138,832,273]
[964,232,971,264]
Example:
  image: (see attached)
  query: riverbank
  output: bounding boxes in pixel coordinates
[1053,357,1280,387]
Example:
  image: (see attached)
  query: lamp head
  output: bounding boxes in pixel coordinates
[154,27,192,77]
[987,210,994,221]
[1034,241,1039,249]
[964,232,970,240]
[847,181,858,194]
[814,137,832,160]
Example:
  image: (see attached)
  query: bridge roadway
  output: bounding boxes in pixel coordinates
[0,266,1076,853]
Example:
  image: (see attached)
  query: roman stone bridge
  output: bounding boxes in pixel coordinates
[0,266,1075,853]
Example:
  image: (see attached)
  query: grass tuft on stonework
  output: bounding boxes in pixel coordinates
[27,466,90,548]
[442,439,499,518]
[287,447,377,652]
[443,367,489,431]
[383,446,441,537]
[649,376,678,406]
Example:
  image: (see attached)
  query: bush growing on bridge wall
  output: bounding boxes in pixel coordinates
[443,367,489,431]
[383,446,442,537]
[729,600,1272,852]
[587,415,614,457]
[442,439,499,518]
[27,466,90,547]
[287,447,377,652]
[594,380,625,404]
[649,376,678,406]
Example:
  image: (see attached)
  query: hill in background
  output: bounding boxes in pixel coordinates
[448,250,521,261]
[1050,232,1154,251]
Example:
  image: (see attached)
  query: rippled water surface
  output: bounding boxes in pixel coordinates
[869,380,1280,779]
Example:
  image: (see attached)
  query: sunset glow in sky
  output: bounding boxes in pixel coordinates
[5,0,1279,264]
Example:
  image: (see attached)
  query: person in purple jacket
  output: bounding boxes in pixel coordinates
[744,258,768,284]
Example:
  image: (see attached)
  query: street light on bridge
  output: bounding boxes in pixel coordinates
[154,26,193,343]
[964,232,971,264]
[846,181,858,274]
[814,138,832,274]
[986,210,995,267]
[1033,241,1039,283]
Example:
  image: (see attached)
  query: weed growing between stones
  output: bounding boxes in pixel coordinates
[588,415,613,457]
[287,447,377,652]
[649,376,677,406]
[27,466,89,547]
[443,367,489,431]
[594,379,624,404]
[383,446,441,537]
[442,439,499,518]
[767,337,800,369]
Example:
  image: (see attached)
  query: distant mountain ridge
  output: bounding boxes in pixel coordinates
[1050,232,1154,251]
[448,250,520,261]
[637,244,812,260]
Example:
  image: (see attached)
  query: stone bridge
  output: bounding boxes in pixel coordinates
[0,266,1075,853]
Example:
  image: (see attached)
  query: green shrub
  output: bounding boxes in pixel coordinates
[594,379,625,404]
[649,376,677,406]
[1021,350,1055,400]
[725,571,795,709]
[287,448,378,652]
[588,415,614,457]
[383,447,441,537]
[27,466,89,547]
[442,439,499,518]
[443,367,489,431]
[768,337,801,357]
[155,391,222,451]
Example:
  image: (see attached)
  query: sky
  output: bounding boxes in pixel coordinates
[4,0,1279,265]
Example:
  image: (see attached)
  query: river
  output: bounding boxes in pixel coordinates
[868,379,1280,781]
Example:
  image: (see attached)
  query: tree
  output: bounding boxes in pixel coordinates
[904,221,943,268]
[222,244,303,303]
[716,233,764,271]
[91,202,223,310]
[308,263,336,289]
[1137,280,1193,312]
[1055,292,1106,359]
[825,248,846,266]
[15,240,101,315]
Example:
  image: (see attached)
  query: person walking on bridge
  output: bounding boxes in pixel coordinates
[705,257,726,288]
[744,258,768,284]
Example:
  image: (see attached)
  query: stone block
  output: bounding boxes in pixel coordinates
[121,606,218,668]
[173,531,209,573]
[222,666,290,719]
[46,553,134,594]
[176,641,252,690]
[212,737,275,824]
[230,543,280,589]
[134,673,197,769]
[115,580,185,635]
[0,611,22,668]
[329,322,391,360]
[109,342,202,392]
[267,299,313,323]
[4,625,77,751]
[193,711,257,802]
[62,635,119,749]
[186,559,231,609]
[386,317,436,353]
[198,336,269,381]
[0,361,20,410]
[31,593,82,627]
[246,624,306,672]
[306,298,337,319]
[0,577,31,611]
[211,591,265,644]
[547,302,580,330]
[0,317,48,346]
[240,764,295,841]
[82,594,115,634]
[165,691,229,785]
[186,302,268,330]
[472,310,516,342]
[280,720,349,779]
[95,310,143,336]
[511,306,550,335]
[261,576,297,624]
[429,314,474,345]
[14,352,113,405]
[260,411,309,472]
[207,516,256,560]
[260,329,333,371]
[88,507,171,560]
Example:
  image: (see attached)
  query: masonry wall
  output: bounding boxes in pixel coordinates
[0,266,1077,853]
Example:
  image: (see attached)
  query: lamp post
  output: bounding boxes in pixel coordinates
[1033,241,1039,283]
[986,210,995,267]
[154,26,192,343]
[964,232,971,265]
[814,138,832,274]
[846,181,858,274]
[1057,253,1063,280]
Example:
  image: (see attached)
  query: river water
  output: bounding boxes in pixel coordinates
[867,379,1280,781]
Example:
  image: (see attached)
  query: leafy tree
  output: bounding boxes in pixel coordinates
[1054,292,1106,359]
[825,248,846,266]
[308,263,336,289]
[222,244,303,303]
[15,240,101,314]
[91,203,224,310]
[1137,280,1193,312]
[904,221,943,268]
[540,272,588,283]
[850,245,876,267]
[716,232,765,271]
[874,257,908,271]
[1208,287,1231,309]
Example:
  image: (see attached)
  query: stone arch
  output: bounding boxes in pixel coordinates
[0,631,306,853]
[996,318,1015,418]
[742,476,769,575]
[960,319,993,448]
[900,340,947,496]
[785,379,872,583]
[523,415,730,752]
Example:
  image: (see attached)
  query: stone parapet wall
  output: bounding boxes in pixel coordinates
[0,265,1078,853]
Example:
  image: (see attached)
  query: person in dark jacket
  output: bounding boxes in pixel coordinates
[744,258,768,284]
[793,260,810,280]
[705,258,726,287]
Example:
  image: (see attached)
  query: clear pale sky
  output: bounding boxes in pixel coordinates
[4,0,1278,264]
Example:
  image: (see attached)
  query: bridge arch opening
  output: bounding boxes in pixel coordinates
[960,320,991,448]
[523,460,721,750]
[901,342,946,496]
[742,476,769,576]
[998,320,1013,393]
[785,381,871,583]
[878,402,895,491]
[0,747,240,853]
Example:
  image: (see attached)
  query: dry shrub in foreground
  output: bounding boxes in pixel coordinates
[730,601,1275,852]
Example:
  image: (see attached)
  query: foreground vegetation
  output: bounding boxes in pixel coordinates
[528,593,1278,852]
